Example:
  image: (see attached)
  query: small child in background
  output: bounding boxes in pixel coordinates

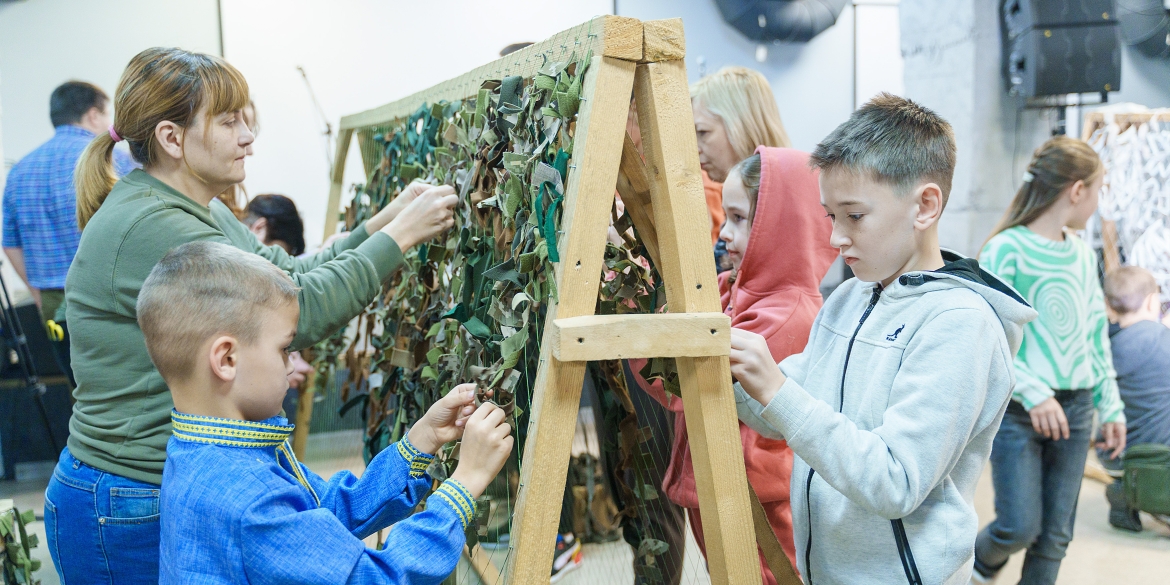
[974,136,1126,584]
[1100,266,1170,532]
[733,94,1036,584]
[140,241,512,585]
[632,146,836,583]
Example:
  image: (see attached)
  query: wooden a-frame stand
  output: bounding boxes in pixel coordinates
[320,17,769,585]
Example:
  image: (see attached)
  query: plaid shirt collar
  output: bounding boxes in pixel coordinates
[171,410,294,448]
[53,124,96,139]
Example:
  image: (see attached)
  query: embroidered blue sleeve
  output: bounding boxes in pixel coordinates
[305,439,434,539]
[237,478,463,585]
[427,479,478,530]
[395,435,436,478]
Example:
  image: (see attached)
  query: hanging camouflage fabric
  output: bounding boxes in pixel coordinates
[0,503,42,585]
[310,47,683,564]
[307,51,591,540]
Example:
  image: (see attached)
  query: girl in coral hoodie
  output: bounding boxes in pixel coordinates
[632,146,836,584]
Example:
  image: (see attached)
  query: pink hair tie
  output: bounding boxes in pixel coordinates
[108,125,122,143]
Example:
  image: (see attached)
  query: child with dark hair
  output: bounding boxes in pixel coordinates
[974,136,1125,584]
[732,94,1037,584]
[245,194,307,256]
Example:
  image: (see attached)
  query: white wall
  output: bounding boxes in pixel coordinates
[0,0,610,249]
[1113,43,1170,109]
[0,0,219,301]
[0,0,221,166]
[616,0,906,151]
[617,0,858,153]
[854,0,904,107]
[0,67,27,302]
[221,0,611,244]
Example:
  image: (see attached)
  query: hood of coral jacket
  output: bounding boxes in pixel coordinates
[719,146,838,360]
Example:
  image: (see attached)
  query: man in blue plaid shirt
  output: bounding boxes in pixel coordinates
[3,81,136,321]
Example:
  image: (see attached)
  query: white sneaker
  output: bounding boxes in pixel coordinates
[970,567,998,585]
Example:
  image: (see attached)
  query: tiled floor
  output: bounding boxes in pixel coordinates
[4,430,1167,585]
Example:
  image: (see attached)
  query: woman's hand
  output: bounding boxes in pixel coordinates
[1097,421,1127,460]
[406,384,478,454]
[364,181,429,235]
[381,185,457,250]
[729,328,786,406]
[1027,397,1069,440]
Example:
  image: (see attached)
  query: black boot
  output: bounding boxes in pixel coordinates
[1106,481,1143,532]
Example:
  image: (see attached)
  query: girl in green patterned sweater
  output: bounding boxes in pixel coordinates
[972,136,1126,584]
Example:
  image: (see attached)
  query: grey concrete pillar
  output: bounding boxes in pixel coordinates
[900,0,1051,256]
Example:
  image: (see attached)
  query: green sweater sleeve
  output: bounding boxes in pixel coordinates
[285,232,403,350]
[210,200,372,274]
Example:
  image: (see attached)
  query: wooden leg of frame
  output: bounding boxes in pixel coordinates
[635,58,761,585]
[291,368,316,460]
[507,55,636,584]
[323,127,354,241]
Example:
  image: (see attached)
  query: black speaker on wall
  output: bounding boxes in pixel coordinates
[1002,0,1122,97]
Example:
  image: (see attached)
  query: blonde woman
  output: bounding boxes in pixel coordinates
[690,66,791,244]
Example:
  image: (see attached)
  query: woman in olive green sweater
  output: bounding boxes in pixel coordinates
[45,48,456,585]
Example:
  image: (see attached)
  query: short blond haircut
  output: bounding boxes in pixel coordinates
[137,241,299,382]
[1104,266,1158,315]
[690,66,792,161]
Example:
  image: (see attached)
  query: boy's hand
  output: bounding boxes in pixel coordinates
[730,328,786,406]
[1097,421,1127,460]
[1027,397,1069,440]
[407,384,477,455]
[450,403,513,497]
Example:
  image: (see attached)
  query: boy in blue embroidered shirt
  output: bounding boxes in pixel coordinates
[138,241,513,584]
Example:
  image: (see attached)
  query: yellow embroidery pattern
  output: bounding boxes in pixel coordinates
[433,480,476,529]
[277,442,321,507]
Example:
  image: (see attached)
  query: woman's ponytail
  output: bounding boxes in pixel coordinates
[75,131,119,230]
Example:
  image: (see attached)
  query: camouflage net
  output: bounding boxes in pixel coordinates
[311,50,683,575]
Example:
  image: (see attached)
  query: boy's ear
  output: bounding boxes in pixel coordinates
[913,182,944,230]
[1146,292,1162,315]
[208,335,239,384]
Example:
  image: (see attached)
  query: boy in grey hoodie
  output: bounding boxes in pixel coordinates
[730,94,1038,585]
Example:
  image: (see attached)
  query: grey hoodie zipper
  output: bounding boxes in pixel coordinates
[803,284,882,584]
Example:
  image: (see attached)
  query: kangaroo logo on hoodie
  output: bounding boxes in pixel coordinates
[886,324,905,342]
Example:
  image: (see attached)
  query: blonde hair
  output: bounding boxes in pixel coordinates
[138,241,299,382]
[1104,266,1158,315]
[75,48,249,230]
[991,135,1103,237]
[690,66,791,160]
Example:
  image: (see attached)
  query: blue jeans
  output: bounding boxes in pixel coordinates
[974,390,1094,585]
[43,447,160,585]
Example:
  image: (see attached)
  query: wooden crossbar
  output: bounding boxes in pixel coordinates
[550,313,731,361]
